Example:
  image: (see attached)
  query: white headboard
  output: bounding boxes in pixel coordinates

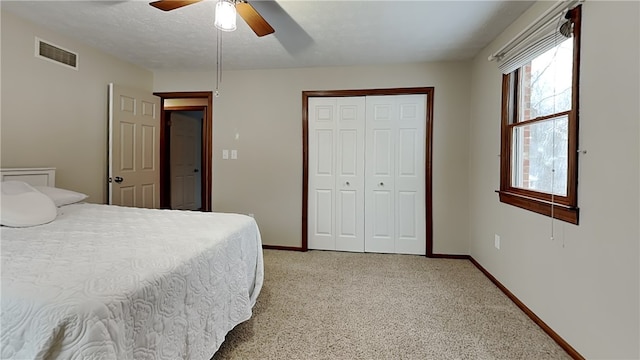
[0,168,56,187]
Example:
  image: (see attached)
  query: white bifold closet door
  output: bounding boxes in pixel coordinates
[364,95,426,255]
[308,97,366,252]
[308,94,426,255]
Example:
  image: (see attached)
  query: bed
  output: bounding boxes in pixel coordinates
[0,168,264,360]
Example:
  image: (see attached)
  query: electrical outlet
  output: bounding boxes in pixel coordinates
[494,234,501,250]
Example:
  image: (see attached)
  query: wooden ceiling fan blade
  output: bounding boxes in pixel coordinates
[237,1,275,37]
[149,0,203,11]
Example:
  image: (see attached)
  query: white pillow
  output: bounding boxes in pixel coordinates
[34,185,88,207]
[0,181,57,227]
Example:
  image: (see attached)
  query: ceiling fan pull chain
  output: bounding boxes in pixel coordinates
[216,28,222,96]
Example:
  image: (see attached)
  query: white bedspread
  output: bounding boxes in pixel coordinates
[1,204,264,360]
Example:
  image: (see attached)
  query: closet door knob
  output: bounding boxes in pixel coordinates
[379,182,384,186]
[346,181,350,186]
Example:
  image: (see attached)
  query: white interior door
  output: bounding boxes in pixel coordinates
[365,95,426,255]
[308,97,365,252]
[108,83,161,208]
[170,111,201,210]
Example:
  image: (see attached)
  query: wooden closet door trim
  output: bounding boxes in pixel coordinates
[302,87,435,256]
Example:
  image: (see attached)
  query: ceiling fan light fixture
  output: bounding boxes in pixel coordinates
[214,0,237,32]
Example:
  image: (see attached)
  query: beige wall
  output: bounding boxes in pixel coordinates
[1,11,153,202]
[154,63,471,252]
[468,1,639,358]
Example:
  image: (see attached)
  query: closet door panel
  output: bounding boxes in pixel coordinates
[398,129,418,176]
[372,130,393,176]
[335,99,365,252]
[337,190,357,236]
[335,97,365,252]
[397,191,417,238]
[315,130,334,176]
[314,189,334,232]
[365,94,426,255]
[309,97,365,252]
[365,97,396,253]
[308,99,337,250]
[395,95,426,255]
[366,188,394,253]
[338,130,357,176]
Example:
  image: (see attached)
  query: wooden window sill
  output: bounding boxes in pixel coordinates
[496,190,579,225]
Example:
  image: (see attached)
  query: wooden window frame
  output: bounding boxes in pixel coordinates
[498,6,581,225]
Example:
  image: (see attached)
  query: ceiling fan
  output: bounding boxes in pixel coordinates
[149,0,275,37]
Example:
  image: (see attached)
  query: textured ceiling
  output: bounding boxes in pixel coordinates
[1,0,534,71]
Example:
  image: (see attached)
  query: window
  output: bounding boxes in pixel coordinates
[498,6,581,224]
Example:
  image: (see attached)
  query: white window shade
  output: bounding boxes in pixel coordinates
[490,0,581,74]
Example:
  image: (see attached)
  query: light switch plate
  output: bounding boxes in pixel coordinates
[231,150,238,159]
[222,149,229,159]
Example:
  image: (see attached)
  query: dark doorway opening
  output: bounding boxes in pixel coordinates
[154,92,213,211]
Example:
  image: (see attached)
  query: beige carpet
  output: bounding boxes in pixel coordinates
[213,249,571,359]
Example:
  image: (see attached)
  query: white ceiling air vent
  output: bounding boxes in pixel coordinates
[35,37,78,70]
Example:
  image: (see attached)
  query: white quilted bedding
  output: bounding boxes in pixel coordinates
[0,203,264,360]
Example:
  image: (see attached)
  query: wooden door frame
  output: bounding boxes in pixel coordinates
[302,87,435,256]
[154,91,213,212]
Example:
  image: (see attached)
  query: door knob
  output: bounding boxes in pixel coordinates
[379,182,384,186]
[346,181,350,186]
[114,176,124,184]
